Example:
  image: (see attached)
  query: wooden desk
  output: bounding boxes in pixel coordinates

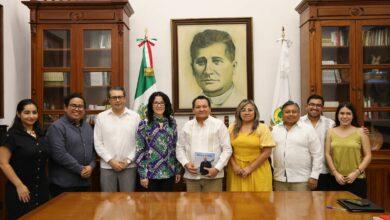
[20,191,385,220]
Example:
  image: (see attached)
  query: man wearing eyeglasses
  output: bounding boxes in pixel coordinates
[299,94,335,190]
[94,86,140,192]
[46,93,96,197]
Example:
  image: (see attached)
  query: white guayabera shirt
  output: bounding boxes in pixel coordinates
[271,121,323,182]
[176,116,232,180]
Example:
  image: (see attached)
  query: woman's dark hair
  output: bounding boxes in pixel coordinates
[146,91,174,127]
[334,102,360,127]
[10,99,42,135]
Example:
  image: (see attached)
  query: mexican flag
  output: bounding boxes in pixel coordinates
[271,38,292,125]
[133,36,157,119]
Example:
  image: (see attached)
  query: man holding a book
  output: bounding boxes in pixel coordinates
[177,96,232,192]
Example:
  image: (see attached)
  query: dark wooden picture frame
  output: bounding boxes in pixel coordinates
[171,17,253,115]
[0,5,3,119]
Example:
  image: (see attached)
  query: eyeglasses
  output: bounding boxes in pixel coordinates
[153,102,165,106]
[109,96,125,101]
[69,104,84,110]
[308,103,323,108]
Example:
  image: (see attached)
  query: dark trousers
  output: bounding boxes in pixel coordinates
[144,177,175,192]
[315,173,333,191]
[49,183,90,198]
[328,175,367,198]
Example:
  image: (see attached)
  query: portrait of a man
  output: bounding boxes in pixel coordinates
[190,29,246,107]
[172,18,253,113]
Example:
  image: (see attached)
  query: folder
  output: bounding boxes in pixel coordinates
[337,199,384,212]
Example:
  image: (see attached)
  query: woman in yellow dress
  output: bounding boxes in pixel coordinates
[227,99,276,191]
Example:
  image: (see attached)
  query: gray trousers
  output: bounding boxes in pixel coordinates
[100,167,136,192]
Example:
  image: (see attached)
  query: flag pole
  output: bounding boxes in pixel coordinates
[271,27,292,125]
[133,30,158,118]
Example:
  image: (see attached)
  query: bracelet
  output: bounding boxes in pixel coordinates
[357,168,364,174]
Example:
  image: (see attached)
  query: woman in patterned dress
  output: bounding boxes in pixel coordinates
[135,92,182,191]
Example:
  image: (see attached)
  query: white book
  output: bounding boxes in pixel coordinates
[90,72,103,86]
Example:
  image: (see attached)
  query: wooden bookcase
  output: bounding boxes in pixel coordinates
[22,0,133,128]
[296,0,390,211]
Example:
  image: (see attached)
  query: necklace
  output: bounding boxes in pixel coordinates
[27,130,36,138]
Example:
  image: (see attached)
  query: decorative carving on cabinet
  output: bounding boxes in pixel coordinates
[309,21,316,33]
[350,7,364,16]
[30,10,36,23]
[69,12,83,21]
[310,85,315,94]
[30,24,37,36]
[118,24,124,36]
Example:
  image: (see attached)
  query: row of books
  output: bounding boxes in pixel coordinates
[322,30,349,46]
[363,28,390,46]
[84,72,111,86]
[322,69,342,83]
[44,72,112,87]
[44,72,68,86]
[364,97,381,120]
[44,72,65,81]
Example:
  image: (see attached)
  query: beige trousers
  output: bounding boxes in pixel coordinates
[273,180,310,191]
[185,178,223,192]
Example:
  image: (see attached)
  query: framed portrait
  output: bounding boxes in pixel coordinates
[0,5,3,118]
[171,17,253,115]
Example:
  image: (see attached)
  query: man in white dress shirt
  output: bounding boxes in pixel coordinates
[300,94,335,190]
[272,101,323,191]
[176,95,232,192]
[94,86,141,192]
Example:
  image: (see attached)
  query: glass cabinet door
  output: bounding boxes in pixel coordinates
[42,30,71,110]
[321,26,351,108]
[361,25,390,150]
[83,30,112,110]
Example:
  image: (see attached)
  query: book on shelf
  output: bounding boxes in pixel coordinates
[324,101,339,108]
[322,60,337,65]
[88,72,110,86]
[322,69,342,83]
[322,30,348,46]
[44,72,64,82]
[44,72,67,86]
[90,72,103,86]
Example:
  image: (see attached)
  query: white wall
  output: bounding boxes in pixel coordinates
[0,0,31,126]
[0,0,302,128]
[128,0,302,127]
